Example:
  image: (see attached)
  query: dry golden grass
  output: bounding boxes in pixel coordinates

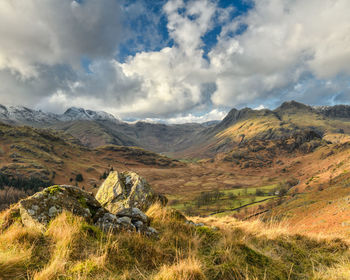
[0,206,350,280]
[193,216,290,239]
[313,260,350,280]
[193,214,350,246]
[0,222,41,279]
[33,212,83,280]
[153,257,206,280]
[0,246,33,279]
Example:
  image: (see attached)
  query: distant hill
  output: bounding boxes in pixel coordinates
[1,101,350,158]
[0,105,208,154]
[0,122,182,191]
[180,101,350,157]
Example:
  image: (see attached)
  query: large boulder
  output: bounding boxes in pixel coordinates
[5,185,157,236]
[18,185,104,231]
[95,171,167,213]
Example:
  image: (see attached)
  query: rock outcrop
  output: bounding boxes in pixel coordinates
[18,185,103,231]
[95,171,167,213]
[4,184,158,236]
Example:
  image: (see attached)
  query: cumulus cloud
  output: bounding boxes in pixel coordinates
[111,0,217,118]
[210,0,350,108]
[0,0,221,119]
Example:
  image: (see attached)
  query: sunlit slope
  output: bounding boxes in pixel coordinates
[251,141,350,237]
[214,101,350,152]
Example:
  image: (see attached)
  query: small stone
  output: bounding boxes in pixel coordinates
[117,216,132,225]
[134,220,143,228]
[105,213,118,221]
[195,223,204,227]
[116,207,149,224]
[146,227,158,236]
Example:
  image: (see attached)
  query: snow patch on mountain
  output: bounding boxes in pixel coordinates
[0,104,120,125]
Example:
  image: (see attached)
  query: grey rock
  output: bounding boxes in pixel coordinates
[95,171,168,213]
[117,216,132,225]
[95,213,136,233]
[146,227,158,236]
[116,207,149,224]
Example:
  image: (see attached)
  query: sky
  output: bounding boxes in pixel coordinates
[0,0,350,123]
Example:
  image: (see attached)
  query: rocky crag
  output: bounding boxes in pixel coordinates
[1,171,166,236]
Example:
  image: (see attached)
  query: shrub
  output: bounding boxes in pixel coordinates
[75,174,84,182]
[255,189,265,196]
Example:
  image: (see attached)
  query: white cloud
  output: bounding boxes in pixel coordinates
[210,0,350,107]
[164,0,216,52]
[143,108,227,124]
[109,0,218,117]
[254,105,265,110]
[0,0,221,118]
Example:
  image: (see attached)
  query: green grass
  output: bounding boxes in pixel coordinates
[169,184,278,216]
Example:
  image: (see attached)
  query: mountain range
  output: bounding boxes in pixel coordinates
[1,101,350,157]
[0,105,119,125]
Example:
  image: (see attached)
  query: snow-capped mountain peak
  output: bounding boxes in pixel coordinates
[61,107,119,122]
[0,104,120,125]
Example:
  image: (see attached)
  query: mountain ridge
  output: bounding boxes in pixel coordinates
[1,101,350,157]
[2,100,350,126]
[0,104,120,125]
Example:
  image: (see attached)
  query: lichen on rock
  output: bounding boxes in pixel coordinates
[18,185,104,231]
[95,171,168,213]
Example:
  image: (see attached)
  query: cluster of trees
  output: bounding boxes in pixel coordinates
[0,187,35,210]
[0,173,51,192]
[75,173,84,182]
[270,178,299,197]
[0,173,52,210]
[195,189,224,208]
